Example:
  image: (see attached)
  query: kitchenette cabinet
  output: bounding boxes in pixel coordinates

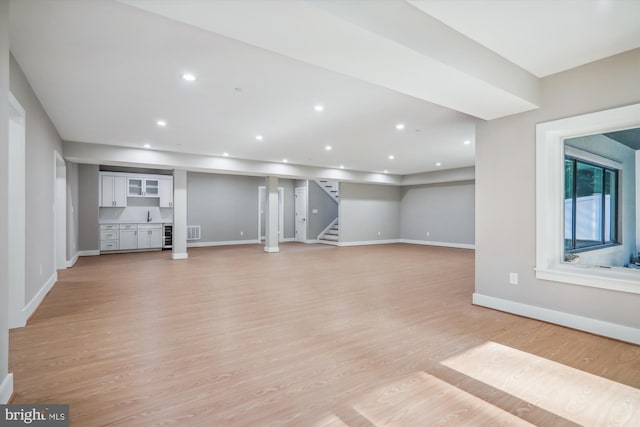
[159,178,173,207]
[128,177,160,197]
[100,223,164,253]
[99,175,127,207]
[136,224,163,249]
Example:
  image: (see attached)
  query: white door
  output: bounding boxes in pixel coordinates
[295,187,307,242]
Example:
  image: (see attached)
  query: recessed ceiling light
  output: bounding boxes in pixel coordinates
[314,104,324,112]
[388,155,395,160]
[181,73,196,82]
[464,140,471,145]
[395,123,405,130]
[223,152,229,157]
[384,170,388,174]
[255,135,263,141]
[340,165,345,169]
[143,144,151,149]
[156,120,167,127]
[282,158,288,163]
[436,162,442,166]
[325,145,332,151]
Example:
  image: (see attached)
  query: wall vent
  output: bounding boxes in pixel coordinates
[187,225,201,240]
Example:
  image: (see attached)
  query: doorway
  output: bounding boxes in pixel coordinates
[8,93,25,328]
[258,186,284,242]
[54,151,66,271]
[295,186,307,242]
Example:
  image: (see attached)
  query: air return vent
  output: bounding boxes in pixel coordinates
[187,225,201,240]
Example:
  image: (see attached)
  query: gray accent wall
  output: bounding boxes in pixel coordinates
[476,49,640,329]
[565,134,636,267]
[187,173,296,243]
[401,181,475,245]
[308,180,338,239]
[340,183,401,243]
[10,54,63,303]
[78,164,99,251]
[1,0,11,392]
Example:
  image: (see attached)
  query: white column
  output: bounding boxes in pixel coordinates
[171,169,188,260]
[264,176,279,253]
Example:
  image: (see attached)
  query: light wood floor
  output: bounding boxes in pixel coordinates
[9,243,640,426]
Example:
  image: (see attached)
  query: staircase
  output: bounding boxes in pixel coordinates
[318,218,339,245]
[316,180,339,201]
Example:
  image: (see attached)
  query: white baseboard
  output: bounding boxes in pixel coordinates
[281,238,296,242]
[15,271,58,328]
[401,239,475,250]
[67,253,79,268]
[339,239,401,247]
[473,293,640,345]
[264,246,280,253]
[78,250,100,256]
[317,240,339,246]
[171,253,188,260]
[0,373,13,404]
[188,239,259,248]
[305,239,319,244]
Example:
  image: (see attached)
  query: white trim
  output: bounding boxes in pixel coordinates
[0,373,14,404]
[401,239,475,250]
[317,217,339,240]
[317,239,339,246]
[78,250,100,256]
[536,103,640,294]
[472,293,640,345]
[67,253,79,268]
[14,272,58,328]
[305,239,319,244]
[171,252,188,260]
[53,151,67,271]
[339,239,401,247]
[258,186,284,243]
[564,146,623,170]
[188,239,259,247]
[264,246,280,253]
[282,238,296,242]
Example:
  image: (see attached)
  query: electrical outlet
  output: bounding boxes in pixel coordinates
[509,272,518,285]
[240,231,244,236]
[378,231,381,236]
[426,232,430,237]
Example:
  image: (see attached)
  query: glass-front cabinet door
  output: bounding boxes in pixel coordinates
[127,178,143,196]
[144,179,159,197]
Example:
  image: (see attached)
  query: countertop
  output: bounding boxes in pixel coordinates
[99,221,171,225]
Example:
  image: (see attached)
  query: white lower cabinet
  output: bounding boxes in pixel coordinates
[137,226,162,249]
[100,224,162,252]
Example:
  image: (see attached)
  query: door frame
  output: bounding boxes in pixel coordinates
[295,186,307,242]
[8,93,26,328]
[54,150,67,271]
[258,186,284,242]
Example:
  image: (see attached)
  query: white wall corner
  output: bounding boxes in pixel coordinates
[0,373,14,404]
[473,293,640,345]
[171,253,188,260]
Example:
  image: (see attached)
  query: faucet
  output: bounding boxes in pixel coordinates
[147,210,151,223]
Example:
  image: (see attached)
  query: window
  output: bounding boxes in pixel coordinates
[564,157,618,252]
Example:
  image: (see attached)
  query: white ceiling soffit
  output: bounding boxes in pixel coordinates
[118,0,540,120]
[409,0,640,77]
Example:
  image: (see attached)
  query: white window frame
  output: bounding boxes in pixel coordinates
[535,103,640,294]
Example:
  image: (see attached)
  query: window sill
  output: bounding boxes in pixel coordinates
[535,264,640,294]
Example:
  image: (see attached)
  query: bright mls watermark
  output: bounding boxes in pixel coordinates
[1,405,68,426]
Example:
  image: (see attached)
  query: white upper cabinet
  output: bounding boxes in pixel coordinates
[100,174,127,207]
[127,177,162,197]
[159,178,173,207]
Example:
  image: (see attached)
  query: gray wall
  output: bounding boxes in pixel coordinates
[10,54,63,303]
[308,180,338,239]
[66,162,79,260]
[400,181,475,245]
[78,164,99,251]
[637,151,640,254]
[187,173,295,243]
[0,0,11,394]
[340,183,401,243]
[476,48,640,329]
[565,134,636,267]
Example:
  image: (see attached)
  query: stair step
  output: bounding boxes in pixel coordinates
[326,230,339,235]
[322,234,339,241]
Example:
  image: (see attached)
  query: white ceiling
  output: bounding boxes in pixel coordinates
[8,0,640,177]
